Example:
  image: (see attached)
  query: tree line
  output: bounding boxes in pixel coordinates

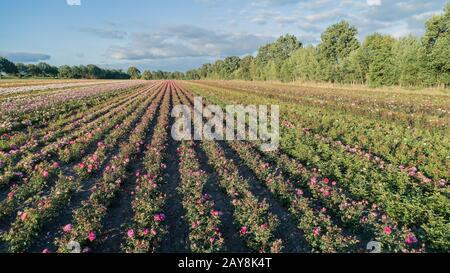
[0,58,190,80]
[185,4,449,88]
[0,61,131,79]
[1,4,448,87]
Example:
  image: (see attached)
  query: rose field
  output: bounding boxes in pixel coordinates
[0,79,448,253]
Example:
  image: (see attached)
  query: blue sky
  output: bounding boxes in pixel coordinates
[0,0,447,71]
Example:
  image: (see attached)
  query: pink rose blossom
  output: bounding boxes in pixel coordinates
[313,227,321,236]
[63,224,73,233]
[405,235,418,245]
[154,213,166,222]
[88,231,96,242]
[383,226,392,235]
[240,226,247,235]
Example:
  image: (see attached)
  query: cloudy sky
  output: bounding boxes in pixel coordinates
[0,0,447,71]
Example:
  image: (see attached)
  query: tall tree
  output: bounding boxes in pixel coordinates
[58,65,73,78]
[141,70,154,80]
[317,21,360,82]
[422,3,450,86]
[15,63,28,77]
[0,57,18,76]
[318,21,360,65]
[235,56,254,81]
[127,66,141,79]
[222,56,241,79]
[362,33,397,87]
[394,36,427,87]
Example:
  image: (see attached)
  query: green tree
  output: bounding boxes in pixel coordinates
[0,57,18,77]
[198,63,213,79]
[318,21,360,64]
[422,3,450,86]
[394,36,427,87]
[58,65,73,78]
[37,62,58,77]
[362,33,397,87]
[127,66,141,79]
[235,56,254,80]
[222,56,241,79]
[254,34,302,81]
[339,48,366,84]
[317,21,360,82]
[291,46,319,82]
[16,63,28,77]
[86,64,104,79]
[26,64,41,77]
[142,70,153,80]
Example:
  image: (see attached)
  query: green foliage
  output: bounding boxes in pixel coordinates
[1,3,448,87]
[188,4,449,89]
[362,33,398,87]
[0,57,18,76]
[127,66,141,79]
[422,3,450,86]
[318,20,360,65]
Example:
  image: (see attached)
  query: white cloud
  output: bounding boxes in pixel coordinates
[107,25,274,61]
[0,52,51,63]
[367,0,381,6]
[67,0,81,6]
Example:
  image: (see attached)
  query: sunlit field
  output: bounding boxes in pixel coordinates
[0,79,448,253]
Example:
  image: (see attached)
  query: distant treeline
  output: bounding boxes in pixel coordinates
[0,61,131,79]
[1,4,448,87]
[0,58,190,81]
[185,4,450,88]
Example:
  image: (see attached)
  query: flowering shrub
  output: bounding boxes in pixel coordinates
[227,140,358,253]
[123,84,171,253]
[55,87,164,252]
[177,140,224,253]
[2,175,79,252]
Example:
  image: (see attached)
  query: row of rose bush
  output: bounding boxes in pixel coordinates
[173,87,225,253]
[177,141,225,253]
[231,140,426,253]
[0,84,144,155]
[0,87,134,176]
[54,83,166,253]
[0,84,164,253]
[185,82,449,252]
[0,87,157,222]
[122,84,172,253]
[195,80,448,130]
[199,139,282,253]
[280,129,448,252]
[179,85,359,253]
[0,84,155,188]
[186,82,449,182]
[174,85,282,253]
[182,83,443,252]
[0,81,144,135]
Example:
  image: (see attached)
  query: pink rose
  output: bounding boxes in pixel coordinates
[63,224,73,233]
[240,226,247,235]
[383,226,392,235]
[88,231,96,242]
